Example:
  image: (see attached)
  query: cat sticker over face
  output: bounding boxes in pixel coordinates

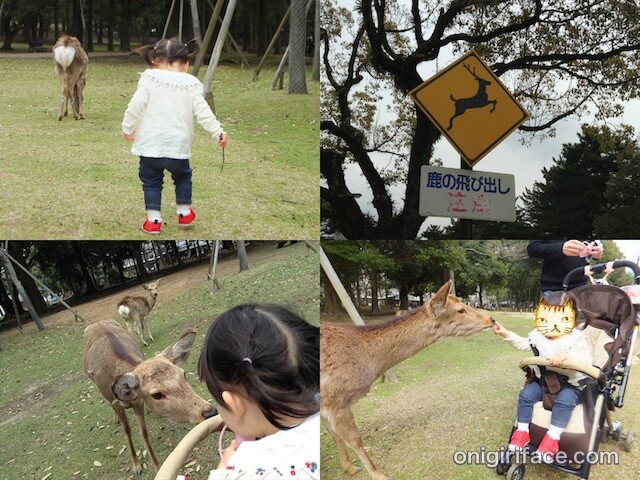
[534,297,576,339]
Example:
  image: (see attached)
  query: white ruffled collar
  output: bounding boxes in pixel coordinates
[139,69,201,90]
[528,328,584,358]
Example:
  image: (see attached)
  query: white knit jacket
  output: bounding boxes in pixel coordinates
[122,69,225,159]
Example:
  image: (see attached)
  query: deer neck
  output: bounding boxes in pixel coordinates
[366,309,445,375]
[147,293,157,311]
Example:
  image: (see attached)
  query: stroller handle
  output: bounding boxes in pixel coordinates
[519,357,605,383]
[562,260,640,289]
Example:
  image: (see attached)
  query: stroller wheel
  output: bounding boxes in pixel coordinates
[624,430,635,452]
[506,464,525,480]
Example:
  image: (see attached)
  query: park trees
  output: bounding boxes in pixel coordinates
[521,124,638,238]
[321,0,640,239]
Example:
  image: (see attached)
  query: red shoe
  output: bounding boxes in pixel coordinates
[508,430,530,451]
[178,208,196,228]
[142,218,162,234]
[536,434,560,462]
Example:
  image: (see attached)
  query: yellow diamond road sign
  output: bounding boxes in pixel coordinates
[408,51,529,167]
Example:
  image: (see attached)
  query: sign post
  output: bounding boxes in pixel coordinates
[408,51,529,236]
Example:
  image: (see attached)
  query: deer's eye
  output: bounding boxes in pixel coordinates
[457,308,466,314]
[151,392,166,400]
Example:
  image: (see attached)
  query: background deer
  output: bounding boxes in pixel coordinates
[118,279,160,346]
[447,63,497,130]
[53,35,88,121]
[83,320,215,476]
[320,280,495,480]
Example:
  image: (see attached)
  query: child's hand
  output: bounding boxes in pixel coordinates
[493,321,510,338]
[123,132,135,142]
[218,133,228,148]
[550,352,569,366]
[217,439,237,469]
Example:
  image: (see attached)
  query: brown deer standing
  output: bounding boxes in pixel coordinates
[118,279,160,346]
[321,280,495,480]
[447,63,497,131]
[53,35,88,121]
[83,320,216,476]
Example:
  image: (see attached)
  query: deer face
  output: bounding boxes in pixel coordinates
[143,280,160,299]
[429,281,495,336]
[111,329,215,423]
[137,358,213,423]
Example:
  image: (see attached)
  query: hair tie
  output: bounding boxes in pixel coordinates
[242,357,253,365]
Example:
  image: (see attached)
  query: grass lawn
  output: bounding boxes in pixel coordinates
[320,312,640,480]
[0,55,319,239]
[0,242,319,479]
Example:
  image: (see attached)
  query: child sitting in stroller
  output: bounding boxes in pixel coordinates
[493,296,592,462]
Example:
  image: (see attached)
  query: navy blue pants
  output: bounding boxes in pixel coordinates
[139,156,192,211]
[517,381,581,428]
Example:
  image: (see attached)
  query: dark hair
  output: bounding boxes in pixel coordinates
[138,37,198,66]
[198,304,319,430]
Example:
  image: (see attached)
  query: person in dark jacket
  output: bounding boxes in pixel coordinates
[527,240,604,295]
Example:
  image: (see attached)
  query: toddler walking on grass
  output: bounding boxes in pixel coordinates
[122,37,228,234]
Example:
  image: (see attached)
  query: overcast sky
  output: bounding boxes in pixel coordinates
[329,0,640,231]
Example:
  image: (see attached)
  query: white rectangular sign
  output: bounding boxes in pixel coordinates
[419,166,516,222]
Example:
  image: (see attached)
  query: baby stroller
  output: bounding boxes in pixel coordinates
[496,260,640,480]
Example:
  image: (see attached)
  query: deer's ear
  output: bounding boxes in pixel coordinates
[142,283,149,290]
[160,330,196,365]
[155,279,161,285]
[430,280,452,314]
[112,372,140,404]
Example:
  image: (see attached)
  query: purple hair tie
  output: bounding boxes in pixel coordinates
[242,357,252,365]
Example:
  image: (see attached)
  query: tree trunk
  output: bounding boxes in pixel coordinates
[370,269,379,313]
[54,0,60,39]
[107,0,114,51]
[189,0,202,46]
[399,284,409,310]
[72,242,97,294]
[288,0,307,94]
[119,0,131,51]
[355,276,362,308]
[322,271,342,314]
[132,244,148,278]
[5,245,48,317]
[237,240,249,272]
[257,0,267,55]
[311,0,319,81]
[86,0,94,51]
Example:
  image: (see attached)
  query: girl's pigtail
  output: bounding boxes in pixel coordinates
[186,38,199,60]
[138,44,156,66]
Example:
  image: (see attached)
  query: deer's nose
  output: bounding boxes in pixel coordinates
[203,407,218,419]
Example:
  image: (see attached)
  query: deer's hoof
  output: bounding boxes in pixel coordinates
[58,116,62,121]
[133,466,143,478]
[345,465,362,476]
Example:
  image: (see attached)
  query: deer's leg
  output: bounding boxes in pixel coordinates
[133,314,147,346]
[112,404,143,477]
[58,87,67,121]
[76,76,85,119]
[141,315,154,343]
[330,407,388,480]
[322,414,361,476]
[133,404,160,471]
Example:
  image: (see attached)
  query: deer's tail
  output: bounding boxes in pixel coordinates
[118,304,130,318]
[54,45,76,70]
[450,93,457,101]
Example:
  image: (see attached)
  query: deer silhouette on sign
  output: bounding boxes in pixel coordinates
[447,63,497,130]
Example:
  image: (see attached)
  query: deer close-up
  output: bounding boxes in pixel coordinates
[320,280,495,480]
[53,35,88,121]
[83,319,216,477]
[118,279,160,346]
